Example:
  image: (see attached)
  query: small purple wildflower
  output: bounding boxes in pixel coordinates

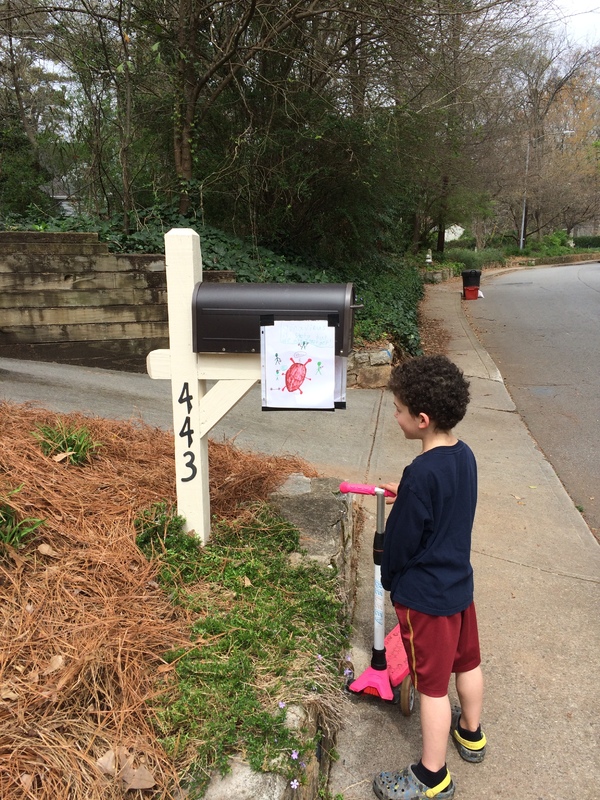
[291,749,299,760]
[290,778,299,790]
[344,668,353,676]
[317,653,323,660]
[278,701,286,709]
[300,761,306,769]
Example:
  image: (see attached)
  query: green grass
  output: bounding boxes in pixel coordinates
[135,502,350,797]
[32,420,101,465]
[0,485,44,549]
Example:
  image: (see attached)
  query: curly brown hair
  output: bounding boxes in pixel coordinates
[388,355,470,431]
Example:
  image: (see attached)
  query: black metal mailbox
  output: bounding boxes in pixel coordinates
[192,282,356,356]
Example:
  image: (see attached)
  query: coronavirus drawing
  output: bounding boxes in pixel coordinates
[261,321,335,409]
[282,357,312,394]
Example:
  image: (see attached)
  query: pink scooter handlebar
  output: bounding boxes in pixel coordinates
[339,481,396,498]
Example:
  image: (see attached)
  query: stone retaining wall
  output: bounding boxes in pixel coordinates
[0,231,232,371]
[347,343,394,388]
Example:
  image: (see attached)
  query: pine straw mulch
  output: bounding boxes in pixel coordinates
[0,401,318,799]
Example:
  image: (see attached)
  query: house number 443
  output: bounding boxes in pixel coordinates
[178,382,197,482]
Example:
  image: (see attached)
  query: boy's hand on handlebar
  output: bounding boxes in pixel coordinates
[380,483,398,504]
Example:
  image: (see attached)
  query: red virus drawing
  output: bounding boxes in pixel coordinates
[282,357,312,394]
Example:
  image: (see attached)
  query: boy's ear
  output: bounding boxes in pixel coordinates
[417,412,430,429]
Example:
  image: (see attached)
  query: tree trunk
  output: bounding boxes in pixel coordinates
[411,213,421,254]
[436,175,449,253]
[6,0,38,155]
[436,222,446,252]
[175,112,194,215]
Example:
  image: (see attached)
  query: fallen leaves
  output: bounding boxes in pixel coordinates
[42,655,65,675]
[52,451,75,463]
[96,747,156,791]
[37,543,59,558]
[419,289,452,356]
[0,685,19,701]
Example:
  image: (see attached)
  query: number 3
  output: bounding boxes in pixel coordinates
[181,450,197,482]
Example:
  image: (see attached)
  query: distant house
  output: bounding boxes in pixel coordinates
[573,221,599,237]
[445,225,465,242]
[41,180,81,216]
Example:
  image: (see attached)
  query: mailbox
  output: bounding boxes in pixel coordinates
[192,282,356,356]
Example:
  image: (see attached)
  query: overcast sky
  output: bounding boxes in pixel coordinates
[550,0,600,44]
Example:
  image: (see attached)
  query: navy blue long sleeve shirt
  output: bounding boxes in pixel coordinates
[381,440,477,616]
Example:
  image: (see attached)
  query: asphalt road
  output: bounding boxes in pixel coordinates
[465,261,600,538]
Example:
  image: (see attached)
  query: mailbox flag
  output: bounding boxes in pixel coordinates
[261,320,336,410]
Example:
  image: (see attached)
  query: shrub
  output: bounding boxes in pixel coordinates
[573,235,600,249]
[439,261,468,277]
[436,248,505,270]
[503,231,575,258]
[446,236,476,250]
[524,231,570,255]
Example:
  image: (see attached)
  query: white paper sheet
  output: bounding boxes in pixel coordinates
[261,320,336,409]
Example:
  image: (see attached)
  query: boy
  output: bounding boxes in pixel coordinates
[373,355,486,800]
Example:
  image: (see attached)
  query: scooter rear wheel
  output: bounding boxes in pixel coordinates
[400,675,415,717]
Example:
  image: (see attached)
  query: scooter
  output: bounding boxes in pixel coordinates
[339,481,414,716]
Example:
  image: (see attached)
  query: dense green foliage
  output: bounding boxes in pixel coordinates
[573,235,600,249]
[135,502,349,796]
[504,230,576,258]
[349,259,424,354]
[446,236,477,251]
[0,118,56,216]
[2,0,597,274]
[3,0,598,361]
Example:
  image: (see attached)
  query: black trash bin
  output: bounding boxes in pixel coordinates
[461,269,481,300]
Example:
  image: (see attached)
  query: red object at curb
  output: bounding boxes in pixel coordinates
[464,286,479,300]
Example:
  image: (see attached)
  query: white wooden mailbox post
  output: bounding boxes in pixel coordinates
[146,229,260,543]
[147,228,354,543]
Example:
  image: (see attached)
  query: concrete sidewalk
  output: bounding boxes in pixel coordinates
[329,282,600,800]
[1,280,599,799]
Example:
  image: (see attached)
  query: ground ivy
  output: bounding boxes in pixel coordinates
[135,502,350,797]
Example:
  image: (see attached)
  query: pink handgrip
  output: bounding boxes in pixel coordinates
[339,481,395,497]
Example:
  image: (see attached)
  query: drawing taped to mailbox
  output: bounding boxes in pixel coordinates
[261,320,336,409]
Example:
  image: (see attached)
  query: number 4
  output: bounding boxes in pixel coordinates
[178,383,193,414]
[179,416,194,447]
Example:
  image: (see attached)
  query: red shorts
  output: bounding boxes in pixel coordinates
[394,602,481,698]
